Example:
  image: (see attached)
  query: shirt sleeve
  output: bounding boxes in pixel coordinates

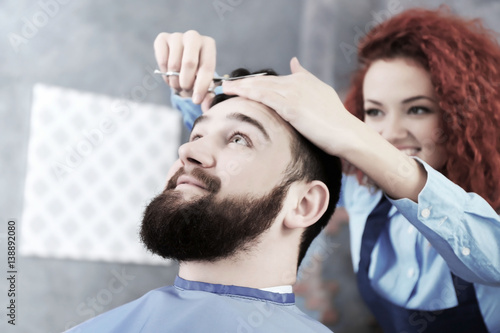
[169,86,223,131]
[170,91,203,131]
[388,157,500,286]
[336,174,347,208]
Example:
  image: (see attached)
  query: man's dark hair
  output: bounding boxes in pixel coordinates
[210,68,342,268]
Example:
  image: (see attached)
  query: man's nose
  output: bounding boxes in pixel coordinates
[178,138,216,168]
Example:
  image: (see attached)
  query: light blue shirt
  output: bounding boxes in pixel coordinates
[65,276,332,332]
[170,86,223,130]
[172,94,500,332]
[340,160,500,332]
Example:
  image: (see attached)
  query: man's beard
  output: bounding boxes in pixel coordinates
[140,167,290,262]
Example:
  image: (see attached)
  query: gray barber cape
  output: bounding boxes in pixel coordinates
[65,276,332,332]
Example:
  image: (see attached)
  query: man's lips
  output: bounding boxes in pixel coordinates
[176,175,207,190]
[166,167,221,193]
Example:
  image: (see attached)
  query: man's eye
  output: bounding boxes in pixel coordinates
[190,134,202,142]
[229,132,252,147]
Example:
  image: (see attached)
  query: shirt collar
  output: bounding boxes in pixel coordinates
[174,276,295,304]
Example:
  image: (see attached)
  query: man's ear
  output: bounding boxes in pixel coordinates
[283,180,329,229]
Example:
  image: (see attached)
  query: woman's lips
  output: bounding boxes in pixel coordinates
[396,146,421,156]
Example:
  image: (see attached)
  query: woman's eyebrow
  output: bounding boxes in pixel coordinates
[401,95,437,104]
[365,99,383,106]
[365,95,436,106]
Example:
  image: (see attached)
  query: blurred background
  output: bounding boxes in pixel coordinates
[1,0,500,332]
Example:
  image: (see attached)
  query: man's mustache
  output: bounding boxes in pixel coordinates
[166,167,222,194]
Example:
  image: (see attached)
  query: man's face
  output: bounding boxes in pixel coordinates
[178,96,294,199]
[140,97,297,262]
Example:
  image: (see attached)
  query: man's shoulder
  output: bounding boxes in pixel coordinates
[65,285,332,332]
[64,286,176,332]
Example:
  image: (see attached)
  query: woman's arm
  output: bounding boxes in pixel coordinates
[222,57,427,202]
[223,58,500,283]
[391,159,500,285]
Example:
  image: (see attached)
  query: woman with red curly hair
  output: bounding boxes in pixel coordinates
[156,7,500,332]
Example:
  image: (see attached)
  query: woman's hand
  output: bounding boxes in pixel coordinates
[222,58,427,201]
[221,57,362,157]
[154,30,216,105]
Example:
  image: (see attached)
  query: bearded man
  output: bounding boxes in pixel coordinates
[66,69,341,333]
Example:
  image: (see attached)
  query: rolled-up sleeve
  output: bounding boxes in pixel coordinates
[388,158,500,285]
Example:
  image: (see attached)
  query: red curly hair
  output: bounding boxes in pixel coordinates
[344,7,500,210]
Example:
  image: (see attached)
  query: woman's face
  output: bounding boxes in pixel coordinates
[362,57,448,171]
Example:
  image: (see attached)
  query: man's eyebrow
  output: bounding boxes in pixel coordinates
[192,114,208,131]
[227,112,270,141]
[191,112,271,142]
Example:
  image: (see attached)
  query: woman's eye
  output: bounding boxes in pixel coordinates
[364,109,383,117]
[408,106,431,115]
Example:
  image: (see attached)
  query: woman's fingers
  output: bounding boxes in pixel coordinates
[153,32,171,79]
[222,59,351,155]
[153,30,216,103]
[290,56,307,74]
[178,31,202,93]
[165,32,183,91]
[192,35,216,103]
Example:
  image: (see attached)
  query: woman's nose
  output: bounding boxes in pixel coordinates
[380,115,407,143]
[178,138,216,168]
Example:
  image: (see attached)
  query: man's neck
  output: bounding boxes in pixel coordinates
[178,243,298,289]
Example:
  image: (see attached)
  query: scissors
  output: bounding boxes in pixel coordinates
[154,69,267,91]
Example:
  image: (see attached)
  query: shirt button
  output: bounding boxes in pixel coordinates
[407,268,415,278]
[462,247,471,256]
[407,225,415,234]
[421,208,431,218]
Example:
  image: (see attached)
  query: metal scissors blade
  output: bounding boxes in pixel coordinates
[153,70,267,84]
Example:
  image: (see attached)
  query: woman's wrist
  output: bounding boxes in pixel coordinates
[339,120,427,201]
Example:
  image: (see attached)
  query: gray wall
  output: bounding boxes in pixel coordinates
[1,0,500,332]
